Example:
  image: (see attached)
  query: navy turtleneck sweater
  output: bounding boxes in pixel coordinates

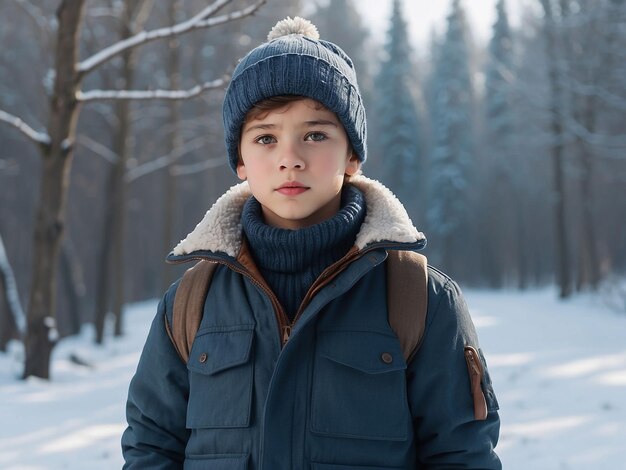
[241,185,366,321]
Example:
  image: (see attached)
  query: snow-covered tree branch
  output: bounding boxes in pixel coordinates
[126,135,210,183]
[77,77,227,102]
[172,156,226,176]
[76,134,120,164]
[0,109,51,147]
[77,0,266,77]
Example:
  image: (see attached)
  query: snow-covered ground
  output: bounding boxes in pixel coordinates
[1,289,625,469]
[471,289,626,469]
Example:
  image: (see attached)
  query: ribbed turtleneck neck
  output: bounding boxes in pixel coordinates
[241,184,366,320]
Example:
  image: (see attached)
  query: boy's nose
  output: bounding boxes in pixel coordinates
[278,145,305,170]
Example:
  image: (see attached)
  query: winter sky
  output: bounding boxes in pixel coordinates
[348,0,527,49]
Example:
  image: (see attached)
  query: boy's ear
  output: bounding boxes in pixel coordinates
[345,153,361,176]
[236,161,247,181]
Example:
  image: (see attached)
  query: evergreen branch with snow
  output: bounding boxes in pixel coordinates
[0,109,51,147]
[77,0,266,77]
[76,77,227,102]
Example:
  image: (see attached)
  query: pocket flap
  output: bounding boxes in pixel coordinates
[318,330,406,374]
[187,326,254,375]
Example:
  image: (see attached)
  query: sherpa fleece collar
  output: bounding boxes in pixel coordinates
[171,174,425,259]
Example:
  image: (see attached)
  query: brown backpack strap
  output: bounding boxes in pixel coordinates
[386,250,428,363]
[168,260,218,363]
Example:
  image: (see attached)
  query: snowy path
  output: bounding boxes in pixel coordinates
[1,290,625,469]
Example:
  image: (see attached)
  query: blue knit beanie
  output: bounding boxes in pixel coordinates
[223,16,367,173]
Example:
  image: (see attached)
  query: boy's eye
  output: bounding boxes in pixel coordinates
[305,132,328,142]
[255,135,277,145]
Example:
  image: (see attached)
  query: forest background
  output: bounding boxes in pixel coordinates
[0,0,625,380]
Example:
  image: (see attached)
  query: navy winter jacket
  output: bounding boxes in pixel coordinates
[122,175,501,469]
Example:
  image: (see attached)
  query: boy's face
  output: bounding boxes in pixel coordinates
[237,98,360,230]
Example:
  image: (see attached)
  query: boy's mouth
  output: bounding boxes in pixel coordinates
[276,181,309,196]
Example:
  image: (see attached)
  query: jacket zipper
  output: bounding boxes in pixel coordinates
[283,248,364,344]
[281,239,424,344]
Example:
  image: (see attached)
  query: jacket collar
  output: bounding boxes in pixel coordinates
[170,174,425,259]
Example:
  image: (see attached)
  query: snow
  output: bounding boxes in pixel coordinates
[1,289,625,469]
[0,300,155,470]
[0,109,50,146]
[470,288,626,469]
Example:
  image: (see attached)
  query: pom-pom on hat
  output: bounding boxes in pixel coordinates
[222,16,367,173]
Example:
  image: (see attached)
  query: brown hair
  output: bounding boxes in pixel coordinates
[243,95,322,124]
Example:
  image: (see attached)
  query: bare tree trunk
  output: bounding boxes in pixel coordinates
[541,0,573,299]
[111,98,130,338]
[23,0,86,378]
[111,5,139,339]
[93,2,144,343]
[94,165,115,343]
[516,196,529,290]
[161,0,183,294]
[59,237,85,335]
[576,97,601,290]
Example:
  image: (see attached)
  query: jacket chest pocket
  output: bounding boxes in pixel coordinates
[311,330,410,441]
[186,326,254,429]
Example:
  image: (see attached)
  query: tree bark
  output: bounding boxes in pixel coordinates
[59,238,85,335]
[541,0,573,299]
[111,4,138,339]
[22,0,86,379]
[94,164,115,343]
[576,95,601,291]
[161,0,183,295]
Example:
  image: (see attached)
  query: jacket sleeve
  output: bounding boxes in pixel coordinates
[121,283,190,469]
[407,273,501,469]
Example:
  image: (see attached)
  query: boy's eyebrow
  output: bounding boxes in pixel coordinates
[243,119,338,134]
[304,119,338,128]
[242,123,277,134]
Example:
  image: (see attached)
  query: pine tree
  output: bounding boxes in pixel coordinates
[480,0,525,287]
[371,0,423,220]
[485,0,514,145]
[427,0,475,278]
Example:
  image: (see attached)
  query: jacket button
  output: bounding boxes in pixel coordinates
[199,352,208,363]
[381,352,393,364]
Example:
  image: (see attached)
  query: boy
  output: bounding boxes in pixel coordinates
[122,16,501,469]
